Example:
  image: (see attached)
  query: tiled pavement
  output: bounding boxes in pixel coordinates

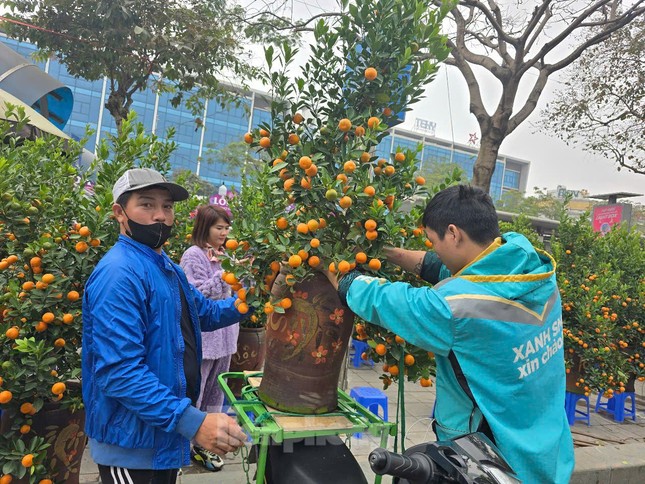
[79,364,645,483]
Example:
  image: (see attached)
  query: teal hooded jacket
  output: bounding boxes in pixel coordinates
[343,232,574,483]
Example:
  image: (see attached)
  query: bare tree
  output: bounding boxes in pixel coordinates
[541,17,644,175]
[430,0,645,192]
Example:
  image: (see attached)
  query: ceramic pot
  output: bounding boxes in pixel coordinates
[258,272,355,414]
[228,326,267,396]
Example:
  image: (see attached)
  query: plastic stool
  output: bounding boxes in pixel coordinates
[595,391,636,423]
[350,339,374,368]
[350,387,388,438]
[565,391,590,426]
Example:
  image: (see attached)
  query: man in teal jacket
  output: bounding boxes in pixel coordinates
[330,185,574,484]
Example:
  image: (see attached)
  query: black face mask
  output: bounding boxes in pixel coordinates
[121,207,173,249]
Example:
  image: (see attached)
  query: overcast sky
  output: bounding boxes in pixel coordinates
[5,1,641,202]
[409,65,645,204]
[271,0,645,204]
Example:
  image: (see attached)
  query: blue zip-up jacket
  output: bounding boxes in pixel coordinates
[82,235,243,469]
[342,233,574,483]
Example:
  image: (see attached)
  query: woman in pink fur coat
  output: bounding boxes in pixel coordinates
[180,205,238,471]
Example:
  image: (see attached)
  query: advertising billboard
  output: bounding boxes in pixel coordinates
[592,204,629,235]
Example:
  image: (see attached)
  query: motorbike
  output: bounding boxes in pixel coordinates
[259,431,521,483]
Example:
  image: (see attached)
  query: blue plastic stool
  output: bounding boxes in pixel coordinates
[595,391,636,423]
[565,391,590,426]
[350,387,388,438]
[350,339,374,368]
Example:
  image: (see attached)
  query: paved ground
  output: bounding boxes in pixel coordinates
[79,363,645,483]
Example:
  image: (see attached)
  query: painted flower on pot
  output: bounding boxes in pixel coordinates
[286,329,301,347]
[329,308,345,326]
[311,345,329,365]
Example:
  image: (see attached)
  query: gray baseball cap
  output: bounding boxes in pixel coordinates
[112,168,189,203]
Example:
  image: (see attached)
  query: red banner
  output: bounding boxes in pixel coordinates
[592,205,623,235]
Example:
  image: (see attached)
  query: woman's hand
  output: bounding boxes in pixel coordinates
[234,256,255,266]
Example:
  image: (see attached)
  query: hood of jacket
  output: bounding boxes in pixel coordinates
[455,232,556,305]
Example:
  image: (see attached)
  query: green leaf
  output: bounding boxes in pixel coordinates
[264,45,274,69]
[2,461,16,476]
[15,439,26,453]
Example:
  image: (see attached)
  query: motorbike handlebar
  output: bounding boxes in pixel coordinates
[369,447,435,482]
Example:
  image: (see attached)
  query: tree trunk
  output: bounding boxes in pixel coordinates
[472,132,503,193]
[105,88,132,132]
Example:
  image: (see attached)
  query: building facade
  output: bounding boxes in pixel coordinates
[2,36,529,200]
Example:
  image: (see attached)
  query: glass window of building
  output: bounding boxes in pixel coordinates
[504,169,521,190]
[200,97,252,185]
[154,89,202,174]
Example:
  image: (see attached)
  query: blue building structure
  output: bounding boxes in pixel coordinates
[1,35,529,199]
[374,128,527,201]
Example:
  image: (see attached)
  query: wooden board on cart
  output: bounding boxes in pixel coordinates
[272,414,355,431]
[247,373,262,388]
[243,371,355,431]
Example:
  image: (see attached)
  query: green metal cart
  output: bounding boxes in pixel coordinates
[218,371,397,484]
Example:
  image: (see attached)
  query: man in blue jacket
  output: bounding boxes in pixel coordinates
[82,168,247,483]
[328,185,574,484]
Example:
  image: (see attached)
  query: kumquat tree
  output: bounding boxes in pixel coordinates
[221,0,459,392]
[0,110,195,482]
[553,214,645,398]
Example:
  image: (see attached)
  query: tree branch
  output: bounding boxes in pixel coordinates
[546,6,645,74]
[451,6,509,79]
[606,91,643,120]
[459,0,518,45]
[524,1,553,53]
[587,108,635,127]
[232,10,342,33]
[485,0,512,64]
[467,28,498,50]
[521,0,645,75]
[507,67,549,134]
[446,39,490,127]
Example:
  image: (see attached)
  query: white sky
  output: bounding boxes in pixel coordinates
[415,65,645,204]
[5,1,641,202]
[257,0,645,204]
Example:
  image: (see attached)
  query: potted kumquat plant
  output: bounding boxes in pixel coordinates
[221,0,457,413]
[0,111,190,483]
[553,214,644,398]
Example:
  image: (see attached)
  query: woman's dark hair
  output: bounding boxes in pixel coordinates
[191,205,231,248]
[422,185,500,244]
